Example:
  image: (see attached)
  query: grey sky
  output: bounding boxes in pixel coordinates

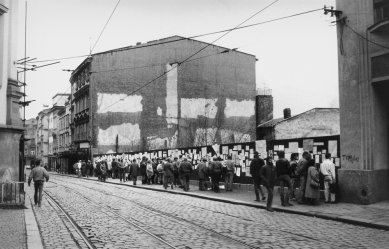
[19,0,338,120]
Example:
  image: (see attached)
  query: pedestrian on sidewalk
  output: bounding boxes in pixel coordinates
[296,151,311,204]
[305,159,320,205]
[289,153,299,200]
[129,159,139,185]
[28,160,49,207]
[320,153,336,203]
[197,157,208,191]
[250,151,266,202]
[209,156,223,193]
[163,158,174,189]
[224,155,235,191]
[172,157,181,187]
[260,157,277,212]
[146,160,154,184]
[140,157,147,184]
[276,151,293,207]
[179,156,193,191]
[86,160,93,178]
[118,159,126,182]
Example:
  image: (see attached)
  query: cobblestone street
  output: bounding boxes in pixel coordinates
[24,174,389,249]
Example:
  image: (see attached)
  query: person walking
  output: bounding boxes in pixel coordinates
[209,157,223,193]
[179,156,193,191]
[296,151,311,204]
[305,160,321,205]
[320,153,336,203]
[224,155,235,191]
[163,158,174,189]
[28,160,50,207]
[86,160,93,178]
[275,151,293,207]
[129,159,139,185]
[197,157,208,191]
[250,152,266,202]
[260,157,277,212]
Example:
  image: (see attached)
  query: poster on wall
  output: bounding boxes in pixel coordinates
[303,139,314,151]
[255,140,267,157]
[328,140,338,157]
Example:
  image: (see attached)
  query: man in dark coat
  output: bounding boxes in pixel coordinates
[179,156,193,191]
[197,157,208,191]
[260,157,277,212]
[209,157,223,193]
[250,151,266,201]
[139,157,147,184]
[163,158,174,189]
[275,151,293,207]
[86,160,93,178]
[129,159,139,185]
[296,151,311,204]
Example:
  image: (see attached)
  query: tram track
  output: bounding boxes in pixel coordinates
[50,176,346,248]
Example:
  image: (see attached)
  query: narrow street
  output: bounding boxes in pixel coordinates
[26,174,389,249]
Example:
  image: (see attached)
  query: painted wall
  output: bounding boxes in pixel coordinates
[89,37,256,153]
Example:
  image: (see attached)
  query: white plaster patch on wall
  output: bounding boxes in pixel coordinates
[165,64,178,124]
[147,131,178,150]
[220,129,251,144]
[98,123,141,146]
[97,93,143,113]
[224,99,254,118]
[193,127,217,146]
[157,106,163,116]
[181,98,218,119]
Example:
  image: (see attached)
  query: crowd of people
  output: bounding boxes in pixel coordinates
[90,155,237,193]
[250,151,337,212]
[70,150,336,213]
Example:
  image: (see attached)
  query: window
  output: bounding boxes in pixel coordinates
[374,0,389,23]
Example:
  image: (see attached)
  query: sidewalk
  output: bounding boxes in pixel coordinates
[2,173,389,249]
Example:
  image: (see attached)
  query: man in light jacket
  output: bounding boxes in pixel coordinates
[28,160,49,207]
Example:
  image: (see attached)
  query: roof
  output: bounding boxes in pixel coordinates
[94,35,256,58]
[257,108,339,128]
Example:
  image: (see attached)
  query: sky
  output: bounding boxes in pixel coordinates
[18,0,339,120]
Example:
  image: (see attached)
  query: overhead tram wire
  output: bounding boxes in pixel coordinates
[344,23,389,50]
[91,0,121,53]
[31,6,324,64]
[99,0,281,113]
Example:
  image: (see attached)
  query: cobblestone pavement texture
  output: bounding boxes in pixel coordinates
[0,208,27,249]
[2,172,389,249]
[33,174,389,248]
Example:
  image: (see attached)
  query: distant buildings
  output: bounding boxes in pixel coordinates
[336,0,389,203]
[70,36,257,156]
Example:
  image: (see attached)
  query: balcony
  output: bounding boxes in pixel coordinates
[74,108,90,123]
[371,52,389,84]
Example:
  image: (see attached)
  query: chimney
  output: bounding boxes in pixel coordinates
[255,87,273,126]
[283,108,291,119]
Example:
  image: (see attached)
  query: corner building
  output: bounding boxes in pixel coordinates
[336,0,389,203]
[70,36,256,154]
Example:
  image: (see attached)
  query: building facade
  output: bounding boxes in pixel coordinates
[336,0,389,203]
[24,118,37,167]
[70,36,257,155]
[36,109,50,167]
[0,0,24,183]
[58,97,73,173]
